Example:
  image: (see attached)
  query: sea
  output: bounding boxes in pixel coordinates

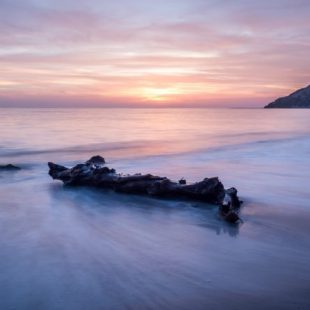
[0,108,309,309]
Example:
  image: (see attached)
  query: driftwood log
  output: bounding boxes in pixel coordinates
[48,156,242,223]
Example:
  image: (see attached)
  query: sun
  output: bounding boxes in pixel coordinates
[141,87,183,101]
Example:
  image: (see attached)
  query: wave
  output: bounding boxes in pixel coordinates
[0,133,309,164]
[0,141,151,157]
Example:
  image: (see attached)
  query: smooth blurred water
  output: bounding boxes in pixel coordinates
[0,108,310,309]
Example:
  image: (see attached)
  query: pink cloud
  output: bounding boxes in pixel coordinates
[0,0,309,107]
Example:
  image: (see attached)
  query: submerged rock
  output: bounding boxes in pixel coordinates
[48,157,243,223]
[223,211,240,224]
[0,164,21,171]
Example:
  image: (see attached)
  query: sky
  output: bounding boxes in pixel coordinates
[0,0,309,107]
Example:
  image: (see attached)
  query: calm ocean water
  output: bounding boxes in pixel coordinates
[0,108,310,309]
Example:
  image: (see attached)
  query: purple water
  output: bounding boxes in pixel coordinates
[0,108,309,309]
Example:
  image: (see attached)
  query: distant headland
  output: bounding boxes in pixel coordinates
[264,85,310,108]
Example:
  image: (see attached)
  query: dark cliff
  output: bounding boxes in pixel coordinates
[265,85,310,108]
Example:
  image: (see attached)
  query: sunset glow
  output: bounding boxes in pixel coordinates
[0,0,310,107]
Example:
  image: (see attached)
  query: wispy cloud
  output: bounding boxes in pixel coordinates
[0,0,309,107]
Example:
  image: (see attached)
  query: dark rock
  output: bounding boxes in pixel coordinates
[224,212,240,224]
[0,164,21,171]
[225,187,242,208]
[219,187,243,224]
[219,204,230,214]
[179,178,186,185]
[86,155,105,167]
[264,85,310,108]
[48,156,243,223]
[48,162,67,173]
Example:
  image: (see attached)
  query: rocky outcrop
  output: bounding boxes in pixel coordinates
[48,156,243,223]
[0,164,21,171]
[265,85,310,108]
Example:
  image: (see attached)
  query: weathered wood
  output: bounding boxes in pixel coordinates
[48,156,243,223]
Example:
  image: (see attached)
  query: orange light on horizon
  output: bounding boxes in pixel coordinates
[0,1,309,107]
